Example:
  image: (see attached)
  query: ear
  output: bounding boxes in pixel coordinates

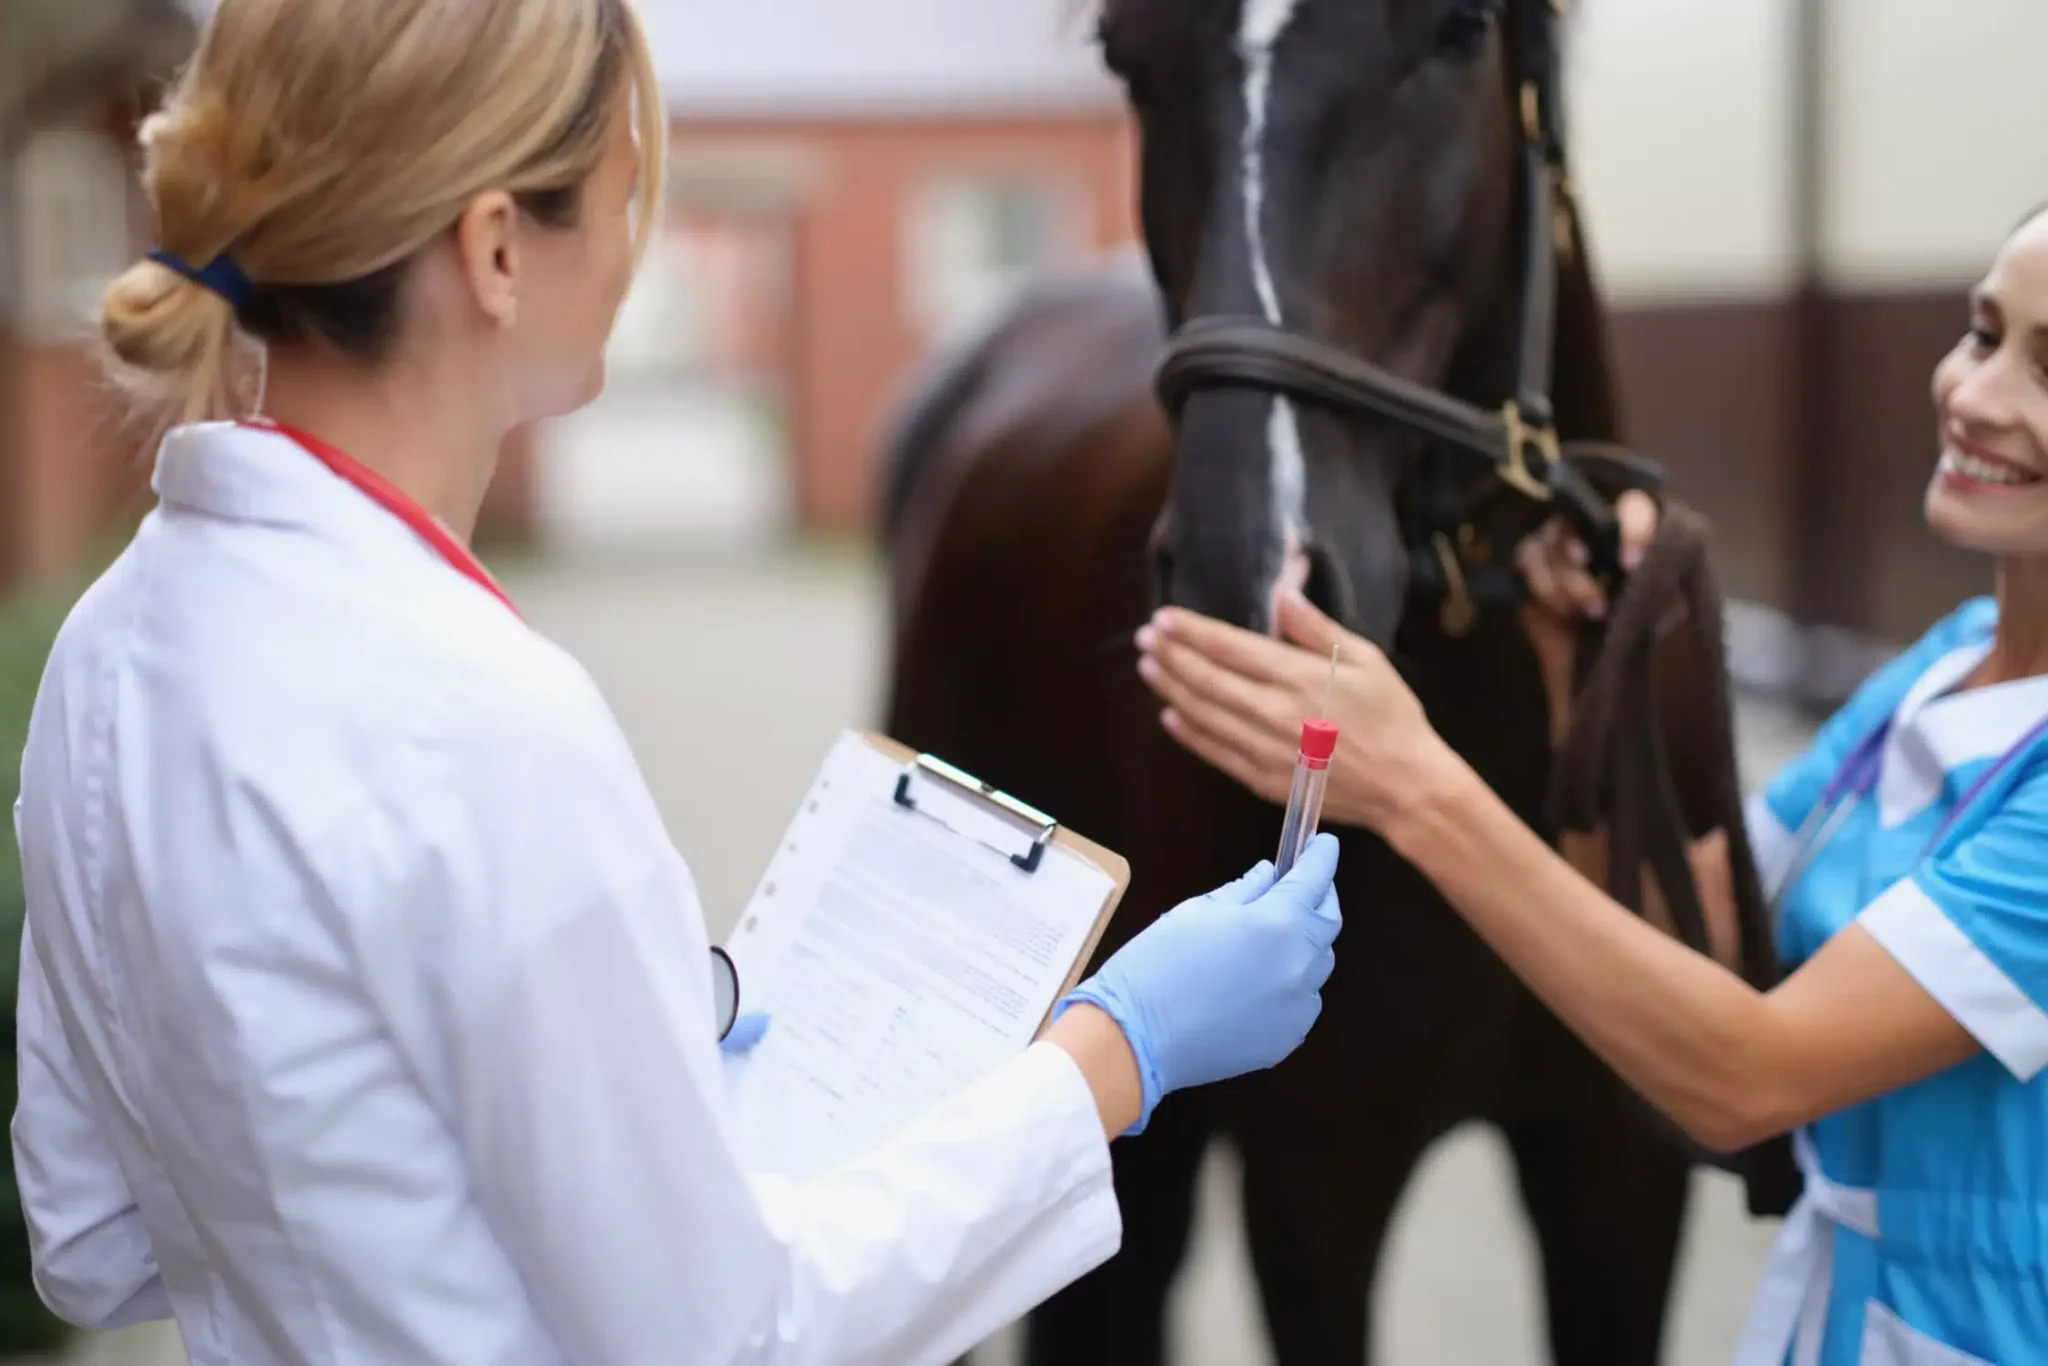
[453,189,521,328]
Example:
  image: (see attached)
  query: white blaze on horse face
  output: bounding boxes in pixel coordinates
[1238,0,1298,325]
[1238,0,1310,633]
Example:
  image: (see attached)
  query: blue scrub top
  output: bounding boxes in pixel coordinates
[1739,597,2048,1366]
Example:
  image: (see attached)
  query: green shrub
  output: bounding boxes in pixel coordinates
[0,507,143,1355]
[0,573,89,1353]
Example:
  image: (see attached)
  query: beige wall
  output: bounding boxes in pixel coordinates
[1558,0,2048,681]
[1569,0,1799,302]
[1822,0,2048,290]
[1568,0,2048,302]
[671,113,1138,532]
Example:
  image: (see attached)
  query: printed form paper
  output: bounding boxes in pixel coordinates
[723,732,1115,1181]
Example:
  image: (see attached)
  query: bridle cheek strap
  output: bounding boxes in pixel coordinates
[1152,0,1663,607]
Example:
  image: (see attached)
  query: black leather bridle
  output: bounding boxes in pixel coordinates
[1153,0,1662,635]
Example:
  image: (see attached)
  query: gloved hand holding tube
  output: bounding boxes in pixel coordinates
[1054,832,1342,1134]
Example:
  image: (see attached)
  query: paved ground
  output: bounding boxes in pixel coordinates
[66,550,1817,1366]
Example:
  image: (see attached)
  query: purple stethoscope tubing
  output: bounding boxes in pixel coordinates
[1765,705,2048,910]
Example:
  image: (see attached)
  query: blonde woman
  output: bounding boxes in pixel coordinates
[9,2,1345,1361]
[1138,206,2048,1365]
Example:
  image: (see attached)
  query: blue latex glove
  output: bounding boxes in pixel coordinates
[721,1012,771,1055]
[718,1011,772,1096]
[1057,832,1341,1135]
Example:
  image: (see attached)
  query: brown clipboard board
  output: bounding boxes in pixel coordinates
[857,731,1132,1036]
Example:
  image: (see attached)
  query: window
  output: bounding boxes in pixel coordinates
[603,213,709,381]
[906,170,1083,345]
[603,142,812,386]
[14,129,135,343]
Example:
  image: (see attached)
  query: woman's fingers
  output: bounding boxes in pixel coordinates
[1273,590,1350,658]
[1516,523,1567,614]
[1137,601,1438,830]
[1140,628,1306,735]
[1142,647,1299,781]
[1143,607,1296,686]
[1507,491,1666,623]
[1556,562,1608,620]
[1517,517,1620,620]
[720,1012,771,1054]
[1616,489,1658,571]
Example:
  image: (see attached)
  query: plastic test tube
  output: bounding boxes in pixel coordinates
[1275,717,1340,876]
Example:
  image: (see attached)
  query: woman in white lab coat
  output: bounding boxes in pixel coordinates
[8,2,1344,1362]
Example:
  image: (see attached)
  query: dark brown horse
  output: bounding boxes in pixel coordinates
[881,2,1786,1361]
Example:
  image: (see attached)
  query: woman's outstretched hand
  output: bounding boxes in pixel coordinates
[1135,591,1450,833]
[1515,489,1659,622]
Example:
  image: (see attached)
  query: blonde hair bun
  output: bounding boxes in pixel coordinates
[101,0,665,430]
[100,257,242,427]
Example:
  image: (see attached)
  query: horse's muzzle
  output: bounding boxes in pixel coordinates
[1148,508,1358,638]
[1296,539,1358,634]
[1146,508,1175,612]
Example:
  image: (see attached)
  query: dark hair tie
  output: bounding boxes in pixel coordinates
[148,249,254,310]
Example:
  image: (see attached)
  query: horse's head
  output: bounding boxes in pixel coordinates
[1100,0,1533,644]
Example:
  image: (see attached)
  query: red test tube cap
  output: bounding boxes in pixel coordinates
[1299,718,1340,763]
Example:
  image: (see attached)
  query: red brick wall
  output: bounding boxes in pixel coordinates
[10,342,153,584]
[673,113,1139,532]
[1,343,542,579]
[2,113,1139,577]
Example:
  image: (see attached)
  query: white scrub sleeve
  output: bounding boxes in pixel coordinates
[1858,761,2048,1082]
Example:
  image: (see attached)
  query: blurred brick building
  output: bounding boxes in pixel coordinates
[661,114,1135,533]
[1,0,549,594]
[5,0,1135,584]
[0,0,197,595]
[499,0,1139,540]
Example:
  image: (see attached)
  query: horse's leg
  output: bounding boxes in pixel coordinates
[1016,1087,1217,1366]
[1504,1044,1692,1366]
[1234,1092,1430,1366]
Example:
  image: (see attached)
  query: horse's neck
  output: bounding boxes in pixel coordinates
[1439,191,1620,444]
[1401,198,1622,735]
[1488,0,1624,443]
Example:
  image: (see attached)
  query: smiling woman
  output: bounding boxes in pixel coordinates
[1928,210,2048,537]
[1140,204,2048,1365]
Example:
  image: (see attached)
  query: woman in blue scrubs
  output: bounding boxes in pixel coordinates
[1131,205,2048,1365]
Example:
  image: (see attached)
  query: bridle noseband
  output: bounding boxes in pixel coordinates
[1152,0,1663,635]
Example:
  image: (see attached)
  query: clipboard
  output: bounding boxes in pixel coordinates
[719,730,1131,1178]
[862,731,1130,1028]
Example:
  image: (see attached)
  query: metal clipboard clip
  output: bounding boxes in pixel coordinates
[891,752,1059,874]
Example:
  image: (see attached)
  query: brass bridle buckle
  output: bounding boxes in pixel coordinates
[1499,400,1560,504]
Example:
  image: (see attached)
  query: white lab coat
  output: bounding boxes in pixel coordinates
[10,421,1120,1364]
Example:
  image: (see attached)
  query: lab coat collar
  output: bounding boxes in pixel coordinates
[154,421,351,528]
[150,421,453,571]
